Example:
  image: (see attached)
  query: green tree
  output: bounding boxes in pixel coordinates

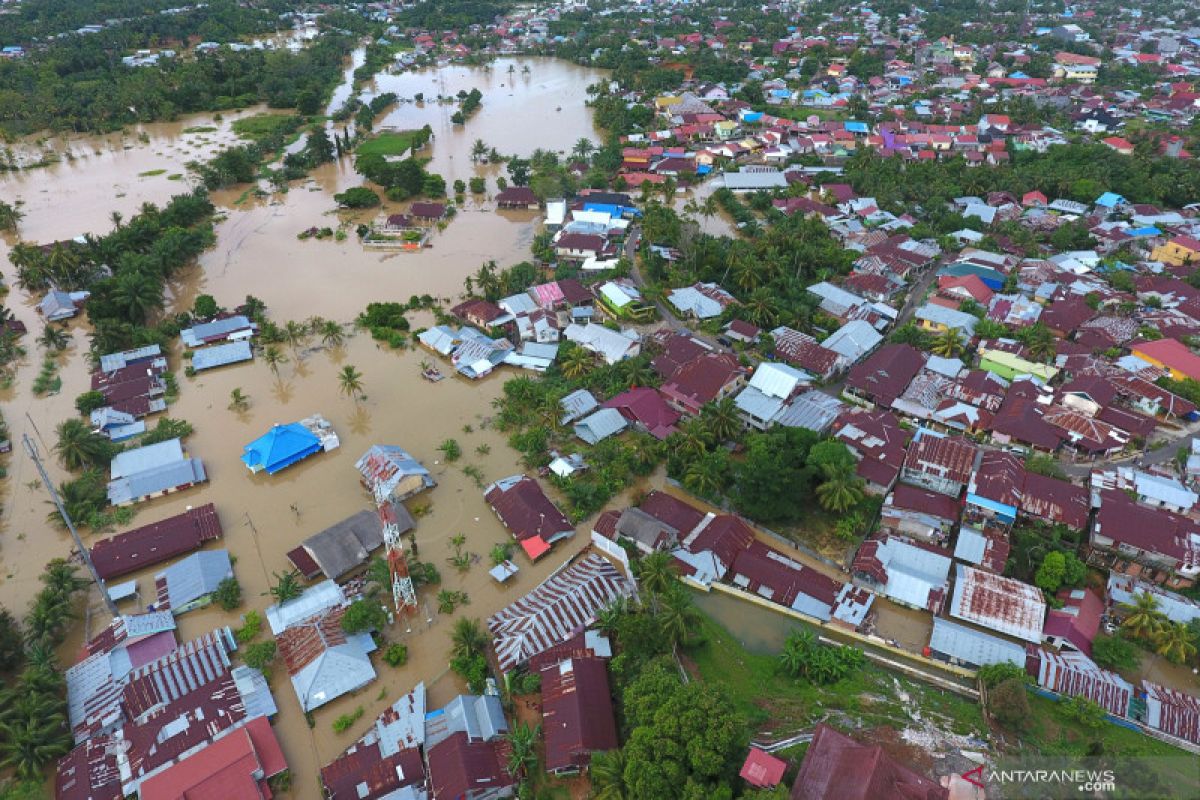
[438,438,462,462]
[341,600,387,634]
[636,551,678,596]
[53,418,115,471]
[1152,622,1198,664]
[192,294,219,319]
[700,397,742,443]
[228,387,250,412]
[505,722,539,777]
[930,328,963,358]
[559,346,593,379]
[0,609,24,674]
[1091,634,1140,672]
[1120,591,1165,640]
[319,320,345,348]
[450,617,487,661]
[0,711,71,779]
[263,344,288,376]
[338,364,365,401]
[74,390,107,415]
[333,186,380,208]
[987,677,1031,731]
[0,200,23,232]
[1035,551,1067,593]
[590,748,628,800]
[815,462,865,513]
[213,577,242,611]
[243,640,277,671]
[267,570,303,604]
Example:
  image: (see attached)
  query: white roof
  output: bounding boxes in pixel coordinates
[748,361,808,400]
[668,286,724,319]
[265,580,345,634]
[1133,471,1197,510]
[722,170,788,190]
[873,537,952,610]
[929,617,1025,667]
[820,320,881,362]
[564,323,639,364]
[953,526,987,565]
[808,281,863,314]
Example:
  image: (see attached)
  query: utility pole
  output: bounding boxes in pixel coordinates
[23,433,118,617]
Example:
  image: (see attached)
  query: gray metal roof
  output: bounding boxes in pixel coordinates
[820,320,882,362]
[952,527,987,565]
[722,170,788,191]
[180,315,254,347]
[156,550,233,611]
[301,510,386,580]
[734,386,786,424]
[928,616,1025,668]
[107,457,206,505]
[266,580,346,635]
[775,390,845,433]
[560,389,599,424]
[110,438,184,479]
[574,408,627,444]
[291,630,377,712]
[99,345,162,373]
[191,340,253,371]
[424,694,508,749]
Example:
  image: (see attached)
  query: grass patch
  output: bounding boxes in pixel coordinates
[1023,693,1190,759]
[232,113,296,142]
[182,125,218,134]
[138,168,167,177]
[685,610,984,739]
[167,173,183,180]
[355,130,422,157]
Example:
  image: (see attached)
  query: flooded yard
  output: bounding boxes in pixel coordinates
[0,55,611,796]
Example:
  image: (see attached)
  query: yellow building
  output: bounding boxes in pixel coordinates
[1151,236,1200,267]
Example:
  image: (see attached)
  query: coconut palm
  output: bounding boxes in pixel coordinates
[0,711,72,778]
[108,211,123,231]
[701,396,742,442]
[504,722,539,777]
[38,325,69,352]
[319,320,345,348]
[930,328,963,358]
[559,346,593,380]
[451,617,488,661]
[1120,591,1166,640]
[620,357,655,388]
[41,559,86,597]
[1017,322,1056,363]
[266,570,303,604]
[228,387,250,412]
[590,748,628,800]
[1152,621,1198,664]
[815,462,865,513]
[572,137,595,160]
[338,364,365,401]
[671,417,714,460]
[54,418,113,471]
[594,598,628,638]
[112,270,164,323]
[743,287,781,328]
[683,456,724,497]
[283,319,309,356]
[262,344,288,376]
[636,551,678,596]
[470,139,489,162]
[655,585,699,646]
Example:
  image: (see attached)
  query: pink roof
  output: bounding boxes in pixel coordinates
[603,387,682,439]
[139,717,286,800]
[1133,339,1200,381]
[740,747,787,788]
[1043,588,1103,655]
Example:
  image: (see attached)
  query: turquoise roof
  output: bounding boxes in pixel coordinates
[242,423,321,474]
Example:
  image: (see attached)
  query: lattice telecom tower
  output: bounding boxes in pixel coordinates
[377,489,417,613]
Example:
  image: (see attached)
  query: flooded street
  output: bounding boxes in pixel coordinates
[0,55,609,796]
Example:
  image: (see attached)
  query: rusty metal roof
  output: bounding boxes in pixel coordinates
[949,564,1045,643]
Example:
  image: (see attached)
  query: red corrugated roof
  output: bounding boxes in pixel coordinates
[540,656,618,773]
[791,724,948,800]
[90,504,222,580]
[427,732,513,800]
[139,717,286,800]
[741,747,787,788]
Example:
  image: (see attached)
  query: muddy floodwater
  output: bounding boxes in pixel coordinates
[0,56,613,796]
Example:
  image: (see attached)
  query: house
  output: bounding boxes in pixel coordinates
[89,504,223,580]
[740,747,787,790]
[483,475,575,560]
[1091,489,1200,581]
[410,202,446,223]
[790,723,948,800]
[602,387,681,439]
[191,340,253,372]
[286,509,406,581]
[153,550,233,615]
[668,282,737,319]
[734,362,809,430]
[1130,339,1200,382]
[1150,235,1200,267]
[495,186,539,209]
[728,541,871,627]
[1035,649,1133,718]
[832,409,910,494]
[563,323,640,364]
[852,534,952,612]
[844,344,925,407]
[90,407,145,442]
[927,616,1024,669]
[574,408,628,444]
[949,564,1046,643]
[881,484,961,544]
[1053,51,1101,82]
[952,526,1011,574]
[539,655,618,774]
[137,716,287,800]
[899,429,977,497]
[660,352,744,416]
[452,298,510,330]
[1108,575,1200,626]
[320,684,427,800]
[180,315,256,347]
[978,348,1058,382]
[355,445,435,504]
[915,303,978,340]
[559,389,599,425]
[426,693,513,800]
[1043,588,1103,656]
[107,438,207,506]
[675,514,756,586]
[819,320,882,365]
[966,452,1089,530]
[242,422,320,474]
[724,319,761,344]
[277,602,377,712]
[1142,681,1200,745]
[601,507,681,555]
[555,233,606,260]
[769,326,842,379]
[38,289,90,321]
[487,554,634,671]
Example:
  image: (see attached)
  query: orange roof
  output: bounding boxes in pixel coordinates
[520,536,551,561]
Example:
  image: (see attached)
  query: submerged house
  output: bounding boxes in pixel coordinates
[153,550,234,615]
[106,438,207,506]
[286,508,412,581]
[242,416,339,474]
[355,445,436,503]
[483,475,575,561]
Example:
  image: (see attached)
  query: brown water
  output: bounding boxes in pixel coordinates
[0,56,610,796]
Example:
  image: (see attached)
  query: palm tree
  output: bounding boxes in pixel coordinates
[504,722,539,777]
[732,258,761,292]
[0,200,24,233]
[743,288,781,328]
[470,139,489,162]
[590,748,628,800]
[655,585,699,646]
[572,138,595,160]
[54,419,113,471]
[228,387,250,412]
[112,271,164,323]
[671,418,714,460]
[319,320,345,348]
[283,319,309,356]
[266,571,303,604]
[262,344,288,376]
[1017,322,1056,363]
[621,358,655,388]
[683,456,723,497]
[636,551,678,596]
[930,328,963,358]
[594,598,627,638]
[108,211,123,231]
[0,712,71,778]
[559,346,592,380]
[1120,591,1166,640]
[451,617,488,661]
[39,325,69,352]
[338,364,365,401]
[701,396,742,442]
[815,462,865,513]
[1153,621,1198,664]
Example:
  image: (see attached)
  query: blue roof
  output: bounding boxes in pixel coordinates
[966,493,1017,521]
[1128,226,1161,237]
[1095,192,1125,208]
[844,121,869,133]
[1010,71,1029,79]
[582,202,639,218]
[742,111,763,122]
[242,423,321,474]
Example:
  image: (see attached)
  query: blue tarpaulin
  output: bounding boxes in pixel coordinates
[242,423,321,474]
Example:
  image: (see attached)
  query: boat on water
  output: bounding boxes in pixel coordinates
[421,366,445,382]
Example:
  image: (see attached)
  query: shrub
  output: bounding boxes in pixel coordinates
[438,439,462,462]
[192,294,219,319]
[243,640,277,671]
[75,390,107,415]
[988,678,1031,731]
[383,643,409,667]
[332,706,364,733]
[213,577,242,611]
[341,600,387,634]
[451,652,488,693]
[333,186,380,208]
[235,610,262,643]
[1059,695,1107,729]
[1091,633,1140,672]
[977,661,1031,689]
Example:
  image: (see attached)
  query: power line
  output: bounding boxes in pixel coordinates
[23,433,118,617]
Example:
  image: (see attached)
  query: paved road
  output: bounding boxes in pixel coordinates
[894,262,941,328]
